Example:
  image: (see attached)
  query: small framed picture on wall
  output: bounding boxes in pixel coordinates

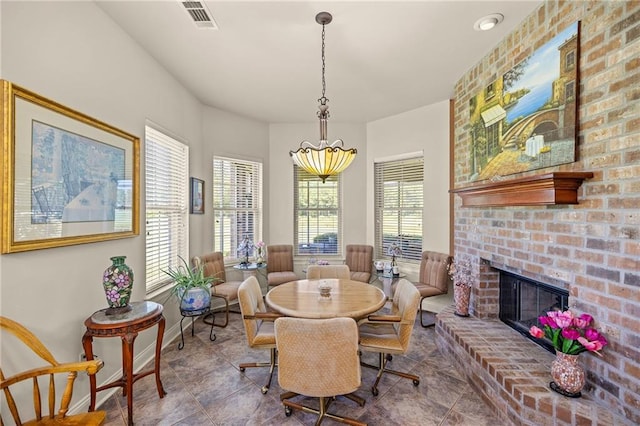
[190,177,204,214]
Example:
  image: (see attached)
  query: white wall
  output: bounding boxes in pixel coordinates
[366,100,450,257]
[197,106,269,254]
[268,122,367,268]
[0,0,267,414]
[0,0,451,416]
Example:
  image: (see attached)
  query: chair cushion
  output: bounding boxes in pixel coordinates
[350,271,371,283]
[268,271,298,286]
[253,320,276,348]
[358,323,405,354]
[212,281,241,300]
[413,282,446,297]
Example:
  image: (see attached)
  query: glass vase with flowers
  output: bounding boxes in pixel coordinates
[529,310,608,397]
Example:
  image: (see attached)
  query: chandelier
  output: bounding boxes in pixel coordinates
[290,12,357,183]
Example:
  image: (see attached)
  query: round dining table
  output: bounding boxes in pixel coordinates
[265,279,387,319]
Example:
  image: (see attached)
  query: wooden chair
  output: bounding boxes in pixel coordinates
[0,316,106,425]
[345,244,374,283]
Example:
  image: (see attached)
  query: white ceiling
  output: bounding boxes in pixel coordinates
[96,1,542,124]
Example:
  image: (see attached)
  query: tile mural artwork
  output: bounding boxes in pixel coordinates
[468,22,579,182]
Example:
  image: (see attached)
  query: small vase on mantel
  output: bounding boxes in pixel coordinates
[550,351,585,398]
[102,256,134,315]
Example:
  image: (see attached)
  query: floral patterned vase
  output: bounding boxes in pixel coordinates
[178,287,211,315]
[550,351,585,397]
[102,256,133,315]
[454,284,471,317]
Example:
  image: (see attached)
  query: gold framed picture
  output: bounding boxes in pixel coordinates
[1,80,139,253]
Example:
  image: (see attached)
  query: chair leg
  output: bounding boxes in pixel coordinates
[419,298,435,327]
[360,352,420,396]
[239,347,276,394]
[280,393,367,426]
[203,294,229,328]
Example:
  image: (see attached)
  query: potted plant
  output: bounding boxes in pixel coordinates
[163,256,216,314]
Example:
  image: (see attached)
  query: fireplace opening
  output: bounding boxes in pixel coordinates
[499,270,569,353]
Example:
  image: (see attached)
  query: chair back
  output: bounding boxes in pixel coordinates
[418,251,452,294]
[275,317,360,398]
[391,279,421,351]
[266,245,294,273]
[1,316,106,425]
[345,245,373,274]
[238,276,271,347]
[306,264,351,280]
[193,252,227,284]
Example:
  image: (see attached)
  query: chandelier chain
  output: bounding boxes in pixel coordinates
[320,22,327,103]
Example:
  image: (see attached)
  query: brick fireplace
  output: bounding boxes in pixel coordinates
[435,263,632,425]
[444,1,639,425]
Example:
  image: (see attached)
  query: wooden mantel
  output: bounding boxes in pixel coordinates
[450,172,594,207]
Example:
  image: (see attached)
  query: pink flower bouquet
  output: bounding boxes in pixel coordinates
[529,310,608,356]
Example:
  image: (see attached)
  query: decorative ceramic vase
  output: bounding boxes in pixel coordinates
[454,284,471,317]
[550,351,585,397]
[102,256,133,315]
[178,286,211,315]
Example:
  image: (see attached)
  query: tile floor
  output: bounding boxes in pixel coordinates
[101,311,500,425]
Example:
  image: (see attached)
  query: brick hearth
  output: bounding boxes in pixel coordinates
[435,306,632,426]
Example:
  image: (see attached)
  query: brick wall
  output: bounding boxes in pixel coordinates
[451,1,639,423]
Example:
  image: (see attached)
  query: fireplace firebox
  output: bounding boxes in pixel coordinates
[499,270,569,353]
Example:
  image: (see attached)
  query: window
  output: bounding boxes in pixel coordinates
[294,167,341,256]
[565,81,575,102]
[565,50,575,70]
[145,126,189,293]
[212,156,262,261]
[374,156,424,262]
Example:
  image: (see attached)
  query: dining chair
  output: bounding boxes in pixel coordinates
[412,251,452,327]
[345,244,374,283]
[1,316,106,425]
[193,252,242,328]
[275,316,366,425]
[358,279,421,396]
[237,276,280,394]
[306,264,351,280]
[266,244,298,288]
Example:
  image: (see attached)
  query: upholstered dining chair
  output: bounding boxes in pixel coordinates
[275,316,366,426]
[193,252,243,328]
[1,316,107,425]
[237,276,280,394]
[266,244,298,288]
[306,264,351,280]
[345,244,374,283]
[413,251,452,327]
[358,279,421,396]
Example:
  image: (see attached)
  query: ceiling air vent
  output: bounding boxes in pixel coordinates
[180,1,218,29]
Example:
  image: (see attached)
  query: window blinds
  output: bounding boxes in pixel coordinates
[374,156,424,262]
[145,126,189,292]
[212,156,262,260]
[293,166,341,256]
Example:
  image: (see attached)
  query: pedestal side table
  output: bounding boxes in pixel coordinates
[83,301,166,426]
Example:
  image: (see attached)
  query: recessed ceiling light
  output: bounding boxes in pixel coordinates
[474,13,504,31]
